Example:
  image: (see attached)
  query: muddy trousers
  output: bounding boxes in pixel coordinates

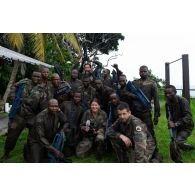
[4,114,34,155]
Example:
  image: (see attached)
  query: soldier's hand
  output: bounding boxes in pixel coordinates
[51,147,64,159]
[111,64,118,69]
[126,92,138,100]
[153,117,158,125]
[81,126,90,133]
[54,149,64,159]
[119,134,132,148]
[168,121,175,128]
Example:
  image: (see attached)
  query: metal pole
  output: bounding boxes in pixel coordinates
[165,62,170,86]
[182,54,190,102]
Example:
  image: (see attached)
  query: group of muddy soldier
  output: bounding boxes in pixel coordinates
[0,62,194,163]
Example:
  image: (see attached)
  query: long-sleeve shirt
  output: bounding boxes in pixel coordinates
[165,95,194,130]
[132,78,160,117]
[107,115,155,162]
[28,109,67,149]
[80,109,107,136]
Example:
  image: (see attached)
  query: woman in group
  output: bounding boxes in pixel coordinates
[76,98,107,161]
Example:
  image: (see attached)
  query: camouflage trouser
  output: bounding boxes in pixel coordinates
[110,136,155,163]
[65,127,79,148]
[133,111,159,156]
[4,114,34,154]
[110,138,131,163]
[76,131,104,158]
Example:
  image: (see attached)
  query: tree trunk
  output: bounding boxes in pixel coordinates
[3,61,19,103]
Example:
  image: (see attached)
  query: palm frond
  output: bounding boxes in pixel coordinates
[30,33,45,62]
[51,34,66,64]
[63,33,82,57]
[7,33,24,52]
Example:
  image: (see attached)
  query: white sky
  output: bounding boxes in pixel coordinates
[99,32,195,87]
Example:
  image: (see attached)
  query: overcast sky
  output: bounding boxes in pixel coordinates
[99,32,195,88]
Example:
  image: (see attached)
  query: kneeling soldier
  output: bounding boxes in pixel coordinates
[107,102,155,163]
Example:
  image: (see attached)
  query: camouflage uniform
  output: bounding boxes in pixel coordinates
[131,78,160,154]
[46,81,72,105]
[76,109,107,158]
[4,85,47,155]
[79,72,96,86]
[102,76,114,88]
[27,109,67,162]
[60,101,84,149]
[107,115,155,163]
[68,78,82,92]
[165,96,194,148]
[39,80,52,99]
[80,85,96,111]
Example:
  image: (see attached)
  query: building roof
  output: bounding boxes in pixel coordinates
[0,46,54,68]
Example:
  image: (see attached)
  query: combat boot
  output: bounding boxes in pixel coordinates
[179,143,194,151]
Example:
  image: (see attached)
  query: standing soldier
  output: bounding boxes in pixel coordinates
[107,102,155,163]
[60,91,84,156]
[68,69,82,92]
[94,79,114,112]
[0,71,46,162]
[118,75,138,110]
[165,85,194,162]
[101,68,113,88]
[76,98,107,161]
[47,73,71,105]
[131,65,161,162]
[79,63,95,85]
[107,93,123,126]
[40,67,50,86]
[80,76,96,111]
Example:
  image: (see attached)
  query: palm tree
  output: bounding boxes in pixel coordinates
[2,33,46,103]
[2,33,81,103]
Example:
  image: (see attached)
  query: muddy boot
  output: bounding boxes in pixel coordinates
[151,150,163,163]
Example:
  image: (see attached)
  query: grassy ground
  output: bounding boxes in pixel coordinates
[0,99,195,163]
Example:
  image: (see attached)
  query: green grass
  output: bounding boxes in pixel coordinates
[1,99,195,163]
[0,112,8,117]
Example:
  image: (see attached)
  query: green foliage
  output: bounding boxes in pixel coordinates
[83,33,125,55]
[148,69,166,88]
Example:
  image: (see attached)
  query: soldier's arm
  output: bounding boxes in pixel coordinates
[35,117,51,149]
[57,110,69,131]
[133,124,148,163]
[112,64,123,79]
[107,120,122,139]
[97,112,108,134]
[177,98,193,127]
[152,82,160,118]
[80,111,90,133]
[35,115,63,158]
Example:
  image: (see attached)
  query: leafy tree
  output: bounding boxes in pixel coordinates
[148,69,166,88]
[75,33,125,64]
